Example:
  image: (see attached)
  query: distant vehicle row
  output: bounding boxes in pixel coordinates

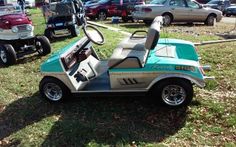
[132,0,223,26]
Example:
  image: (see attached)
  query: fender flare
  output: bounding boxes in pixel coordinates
[147,73,205,90]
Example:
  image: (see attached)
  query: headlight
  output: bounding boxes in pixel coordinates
[26,25,32,31]
[11,26,18,33]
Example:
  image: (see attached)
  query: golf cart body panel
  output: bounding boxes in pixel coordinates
[0,5,34,40]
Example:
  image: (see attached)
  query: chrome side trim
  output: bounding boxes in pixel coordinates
[147,73,206,89]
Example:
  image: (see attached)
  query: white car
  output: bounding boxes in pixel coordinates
[132,0,223,25]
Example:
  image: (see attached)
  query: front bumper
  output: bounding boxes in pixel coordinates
[0,26,34,40]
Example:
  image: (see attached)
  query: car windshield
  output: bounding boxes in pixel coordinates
[0,6,22,15]
[207,0,220,4]
[98,0,109,3]
[149,0,167,4]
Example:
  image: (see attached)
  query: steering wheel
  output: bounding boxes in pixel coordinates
[83,25,105,45]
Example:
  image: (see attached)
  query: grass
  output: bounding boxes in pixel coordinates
[0,8,235,146]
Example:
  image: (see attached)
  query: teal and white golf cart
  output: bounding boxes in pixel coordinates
[39,17,213,107]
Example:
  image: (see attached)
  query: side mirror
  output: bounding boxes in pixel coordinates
[199,4,203,9]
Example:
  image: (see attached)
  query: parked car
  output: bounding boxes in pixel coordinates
[223,5,236,16]
[85,0,145,22]
[204,0,230,12]
[0,5,51,65]
[132,0,223,26]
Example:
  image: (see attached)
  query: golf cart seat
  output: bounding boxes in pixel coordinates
[108,17,162,69]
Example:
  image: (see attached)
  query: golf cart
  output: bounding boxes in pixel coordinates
[43,0,85,40]
[0,4,51,66]
[39,16,213,107]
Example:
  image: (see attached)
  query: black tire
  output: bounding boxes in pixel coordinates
[39,77,71,102]
[0,44,17,66]
[70,24,78,37]
[226,14,231,17]
[98,11,107,21]
[122,16,128,23]
[162,13,172,26]
[205,14,216,26]
[143,20,152,25]
[44,29,53,40]
[36,36,51,56]
[150,78,193,107]
[89,16,96,20]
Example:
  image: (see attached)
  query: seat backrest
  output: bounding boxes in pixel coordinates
[145,16,162,50]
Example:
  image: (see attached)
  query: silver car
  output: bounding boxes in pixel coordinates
[132,0,223,25]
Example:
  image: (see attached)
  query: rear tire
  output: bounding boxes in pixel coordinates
[36,36,51,56]
[0,44,17,66]
[39,77,71,102]
[143,20,152,25]
[150,78,193,107]
[205,15,216,26]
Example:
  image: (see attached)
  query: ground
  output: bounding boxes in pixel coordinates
[0,8,235,146]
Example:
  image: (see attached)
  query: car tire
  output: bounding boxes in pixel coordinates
[150,78,193,107]
[226,14,231,17]
[122,16,128,23]
[39,77,71,102]
[89,16,96,20]
[143,20,152,25]
[44,29,53,40]
[70,24,78,37]
[0,44,17,66]
[36,36,51,56]
[162,13,172,26]
[98,11,107,21]
[205,15,216,26]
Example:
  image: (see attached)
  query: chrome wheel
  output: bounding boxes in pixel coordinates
[98,11,106,21]
[43,83,63,101]
[0,49,7,63]
[161,85,186,106]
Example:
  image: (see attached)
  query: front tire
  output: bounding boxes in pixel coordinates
[151,78,193,107]
[70,24,78,37]
[39,77,71,102]
[44,29,53,40]
[98,11,107,21]
[162,13,172,26]
[0,44,17,66]
[36,36,51,56]
[205,15,216,26]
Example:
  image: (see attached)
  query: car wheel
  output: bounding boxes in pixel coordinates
[162,13,172,26]
[151,78,193,107]
[122,16,128,23]
[39,77,71,102]
[98,11,107,21]
[205,15,216,26]
[70,24,78,37]
[36,36,51,56]
[89,16,96,20]
[226,14,231,17]
[44,29,53,40]
[0,44,17,66]
[143,20,152,25]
